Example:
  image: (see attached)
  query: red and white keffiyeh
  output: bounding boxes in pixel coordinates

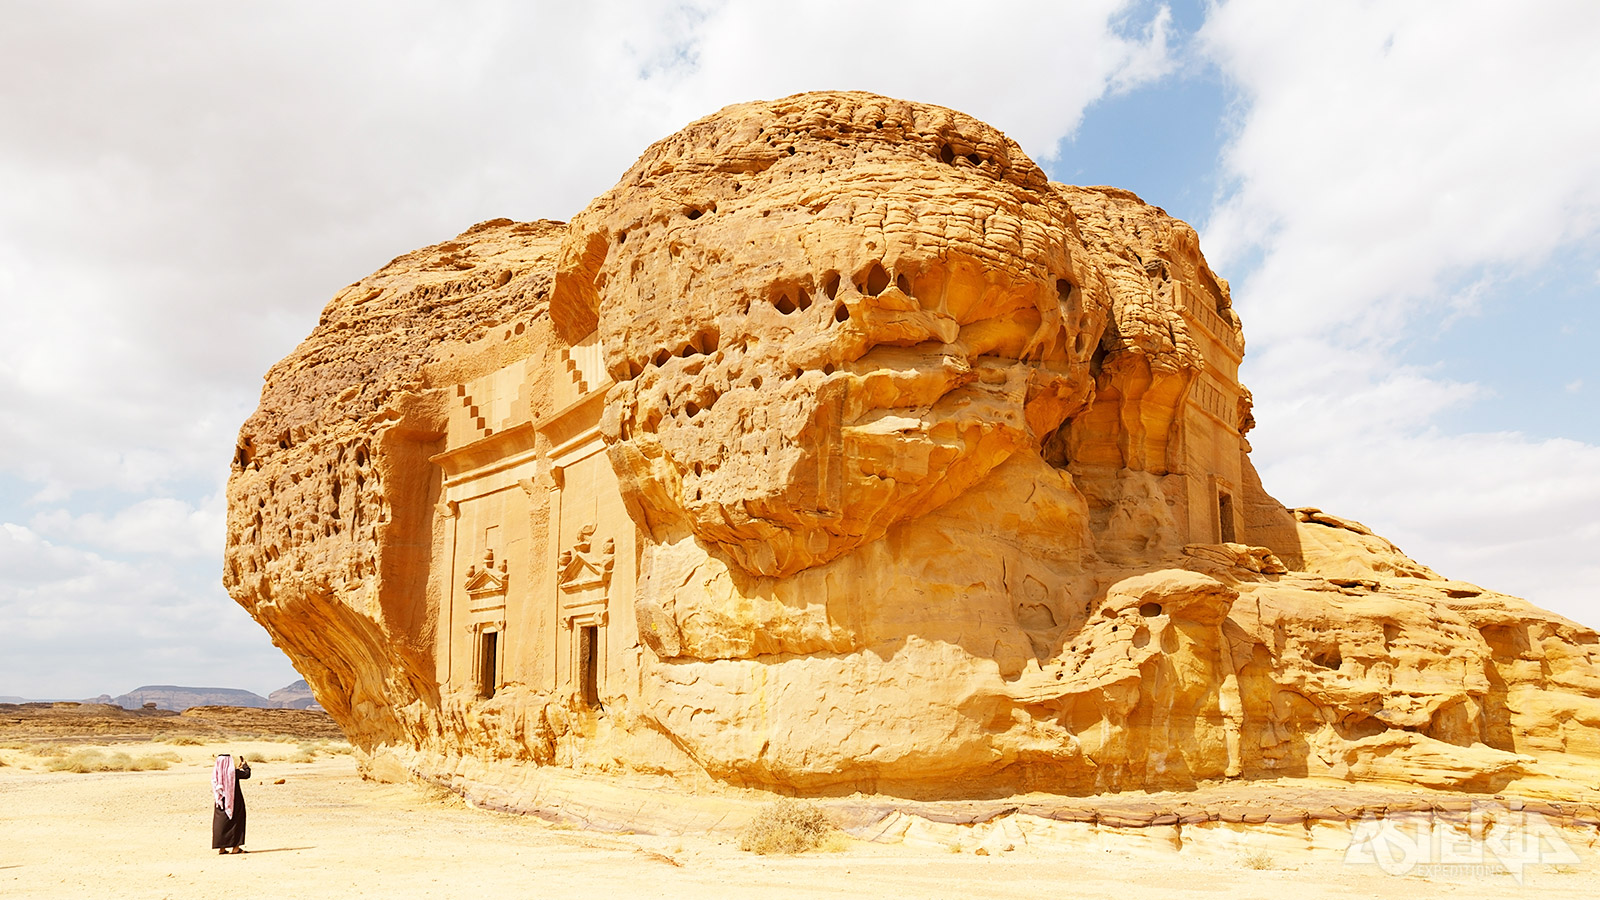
[212,754,236,818]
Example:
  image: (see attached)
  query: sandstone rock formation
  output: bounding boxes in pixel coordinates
[225,92,1600,806]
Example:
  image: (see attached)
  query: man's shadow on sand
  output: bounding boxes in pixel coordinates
[225,847,313,855]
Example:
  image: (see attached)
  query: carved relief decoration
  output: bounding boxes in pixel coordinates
[464,548,508,600]
[558,525,613,628]
[558,525,614,593]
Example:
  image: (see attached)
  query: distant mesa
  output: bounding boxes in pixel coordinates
[225,91,1600,809]
[107,685,273,712]
[1,683,320,711]
[0,681,330,713]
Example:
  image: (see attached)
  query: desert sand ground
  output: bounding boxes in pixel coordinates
[1,738,1596,900]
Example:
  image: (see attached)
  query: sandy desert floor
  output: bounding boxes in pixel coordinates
[1,738,1598,900]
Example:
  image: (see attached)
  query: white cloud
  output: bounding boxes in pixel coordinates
[0,1,1173,695]
[1200,0,1600,625]
[1258,432,1600,618]
[0,0,1172,502]
[30,494,224,561]
[1202,0,1600,344]
[651,1,1174,160]
[0,523,298,698]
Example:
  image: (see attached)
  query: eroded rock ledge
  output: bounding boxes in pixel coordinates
[225,92,1600,808]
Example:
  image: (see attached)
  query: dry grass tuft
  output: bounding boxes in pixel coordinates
[1239,849,1275,870]
[46,749,180,773]
[166,735,205,746]
[283,740,355,764]
[737,799,845,855]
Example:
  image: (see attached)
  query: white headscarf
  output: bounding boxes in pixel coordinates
[212,754,236,818]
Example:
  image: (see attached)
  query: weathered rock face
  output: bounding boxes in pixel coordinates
[225,92,1600,803]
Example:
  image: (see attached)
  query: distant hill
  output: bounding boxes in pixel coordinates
[267,679,321,710]
[111,685,273,712]
[3,681,322,711]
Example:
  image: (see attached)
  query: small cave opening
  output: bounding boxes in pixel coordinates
[863,262,891,296]
[1089,342,1108,379]
[1479,623,1531,657]
[1041,418,1073,470]
[1138,602,1164,618]
[1339,714,1390,741]
[822,272,841,300]
[834,303,850,323]
[1311,648,1343,671]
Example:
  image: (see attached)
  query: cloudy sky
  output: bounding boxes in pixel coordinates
[2,0,1596,699]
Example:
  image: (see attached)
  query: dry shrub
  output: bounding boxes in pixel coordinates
[737,799,844,855]
[289,748,318,764]
[166,735,205,746]
[46,749,178,773]
[416,782,463,806]
[1240,849,1275,870]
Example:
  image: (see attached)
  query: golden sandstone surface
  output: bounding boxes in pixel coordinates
[225,92,1600,812]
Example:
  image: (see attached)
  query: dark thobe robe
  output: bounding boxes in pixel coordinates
[211,762,250,849]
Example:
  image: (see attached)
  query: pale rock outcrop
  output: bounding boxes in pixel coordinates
[225,92,1600,807]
